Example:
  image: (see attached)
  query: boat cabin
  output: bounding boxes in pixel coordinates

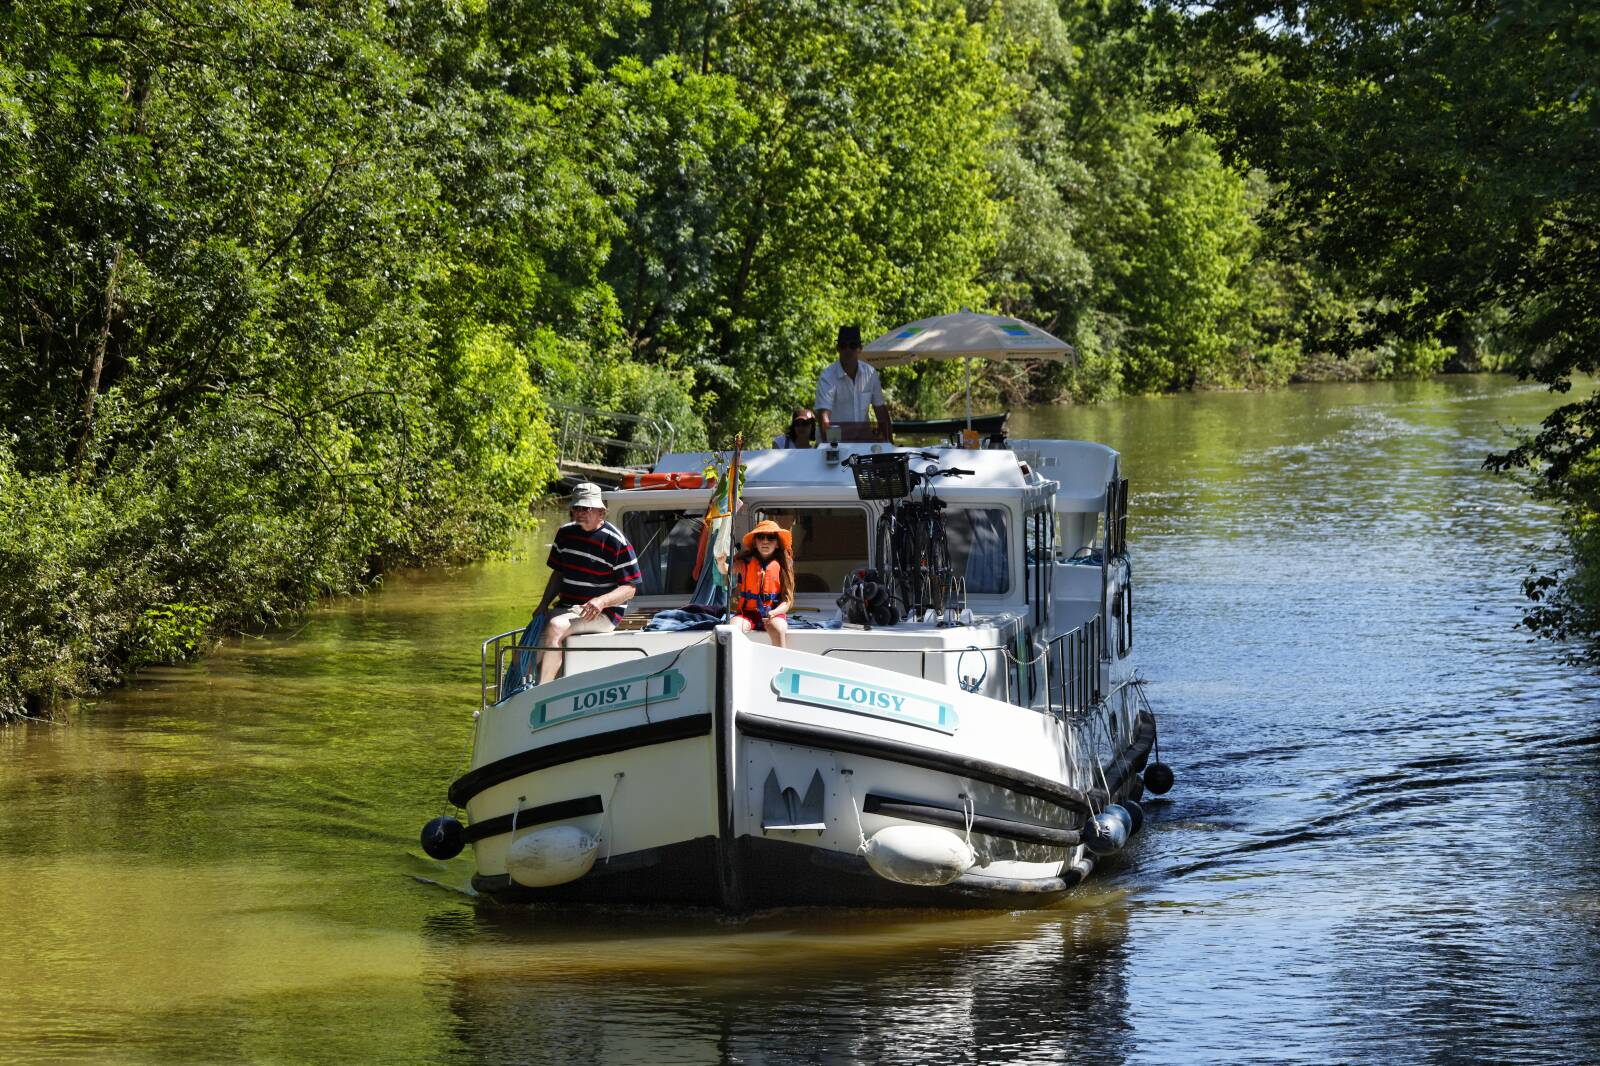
[495,440,1129,717]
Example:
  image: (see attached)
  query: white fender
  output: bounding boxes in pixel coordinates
[863,825,975,887]
[505,824,599,888]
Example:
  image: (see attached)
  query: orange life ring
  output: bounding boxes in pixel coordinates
[619,472,708,490]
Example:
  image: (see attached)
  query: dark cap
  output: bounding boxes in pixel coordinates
[837,325,862,349]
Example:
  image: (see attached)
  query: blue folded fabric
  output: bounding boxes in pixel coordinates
[786,613,842,630]
[499,611,546,701]
[643,608,725,632]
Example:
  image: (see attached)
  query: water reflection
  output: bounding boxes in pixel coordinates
[433,902,1134,1065]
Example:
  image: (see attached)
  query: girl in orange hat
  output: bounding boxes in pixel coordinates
[731,520,795,647]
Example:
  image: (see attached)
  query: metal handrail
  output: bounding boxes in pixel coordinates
[480,627,653,709]
[1046,613,1109,718]
[549,401,677,469]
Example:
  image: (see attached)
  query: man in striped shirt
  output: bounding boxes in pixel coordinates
[537,482,642,683]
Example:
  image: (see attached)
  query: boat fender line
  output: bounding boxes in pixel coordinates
[1130,676,1175,795]
[600,771,624,863]
[863,825,976,887]
[1095,709,1158,802]
[421,709,480,859]
[506,824,601,888]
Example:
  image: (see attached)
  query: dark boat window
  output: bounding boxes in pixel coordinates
[944,508,1010,595]
[620,510,706,596]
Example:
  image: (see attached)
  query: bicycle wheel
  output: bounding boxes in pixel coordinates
[909,510,940,616]
[875,510,896,578]
[925,510,951,613]
[893,508,924,615]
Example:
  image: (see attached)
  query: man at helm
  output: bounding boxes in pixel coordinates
[815,324,893,443]
[536,482,641,683]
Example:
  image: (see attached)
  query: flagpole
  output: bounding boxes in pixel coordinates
[725,433,743,613]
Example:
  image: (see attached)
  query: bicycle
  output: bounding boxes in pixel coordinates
[900,458,971,617]
[843,451,972,621]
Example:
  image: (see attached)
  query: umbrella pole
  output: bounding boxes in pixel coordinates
[965,358,973,429]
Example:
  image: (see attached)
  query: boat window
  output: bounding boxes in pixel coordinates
[750,506,869,594]
[944,508,1010,595]
[619,509,707,596]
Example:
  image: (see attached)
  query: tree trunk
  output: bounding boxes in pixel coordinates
[72,244,124,472]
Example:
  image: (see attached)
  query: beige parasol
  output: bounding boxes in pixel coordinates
[863,309,1073,427]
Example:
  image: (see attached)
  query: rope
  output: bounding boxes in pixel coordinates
[956,646,988,693]
[1004,636,1047,668]
[600,772,624,863]
[1131,673,1160,762]
[959,792,975,851]
[440,711,480,818]
[1094,737,1114,812]
[842,770,868,853]
[1079,717,1111,813]
[638,629,718,723]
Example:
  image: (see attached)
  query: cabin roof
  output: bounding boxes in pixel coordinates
[650,445,1031,490]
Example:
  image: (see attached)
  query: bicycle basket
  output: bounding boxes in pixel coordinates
[848,452,911,500]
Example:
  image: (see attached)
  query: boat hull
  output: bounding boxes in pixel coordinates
[458,632,1153,911]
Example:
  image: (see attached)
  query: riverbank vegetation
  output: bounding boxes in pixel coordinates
[2,0,1593,718]
[1166,0,1600,662]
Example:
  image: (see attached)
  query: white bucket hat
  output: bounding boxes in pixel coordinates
[569,482,606,510]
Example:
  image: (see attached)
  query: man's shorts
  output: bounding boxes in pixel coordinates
[547,605,617,637]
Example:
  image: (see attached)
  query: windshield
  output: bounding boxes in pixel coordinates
[749,506,870,595]
[947,507,1010,594]
[620,509,706,596]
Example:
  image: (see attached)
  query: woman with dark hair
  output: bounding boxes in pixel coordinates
[773,408,817,449]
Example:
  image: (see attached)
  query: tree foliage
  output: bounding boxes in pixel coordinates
[1168,0,1600,658]
[12,0,1555,716]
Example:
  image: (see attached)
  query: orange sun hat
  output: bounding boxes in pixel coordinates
[741,519,793,555]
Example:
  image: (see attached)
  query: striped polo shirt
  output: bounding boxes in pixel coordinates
[547,520,642,624]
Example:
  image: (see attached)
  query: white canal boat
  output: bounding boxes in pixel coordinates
[422,435,1172,909]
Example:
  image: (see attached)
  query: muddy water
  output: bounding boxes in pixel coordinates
[4,376,1598,1064]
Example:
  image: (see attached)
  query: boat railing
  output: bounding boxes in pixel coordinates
[1097,475,1129,653]
[481,618,1115,718]
[480,628,652,710]
[550,402,676,470]
[1046,614,1106,718]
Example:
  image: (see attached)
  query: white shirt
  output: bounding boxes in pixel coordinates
[814,359,886,422]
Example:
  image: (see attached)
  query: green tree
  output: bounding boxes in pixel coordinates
[1171,0,1600,658]
[0,0,595,716]
[605,0,1003,428]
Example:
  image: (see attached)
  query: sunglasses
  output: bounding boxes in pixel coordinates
[793,418,815,426]
[754,533,779,541]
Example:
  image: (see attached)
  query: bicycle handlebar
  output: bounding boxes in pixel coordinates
[838,452,973,480]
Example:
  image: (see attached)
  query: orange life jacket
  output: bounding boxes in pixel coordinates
[737,558,783,617]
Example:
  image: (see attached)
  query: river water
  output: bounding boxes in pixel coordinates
[4,376,1598,1064]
